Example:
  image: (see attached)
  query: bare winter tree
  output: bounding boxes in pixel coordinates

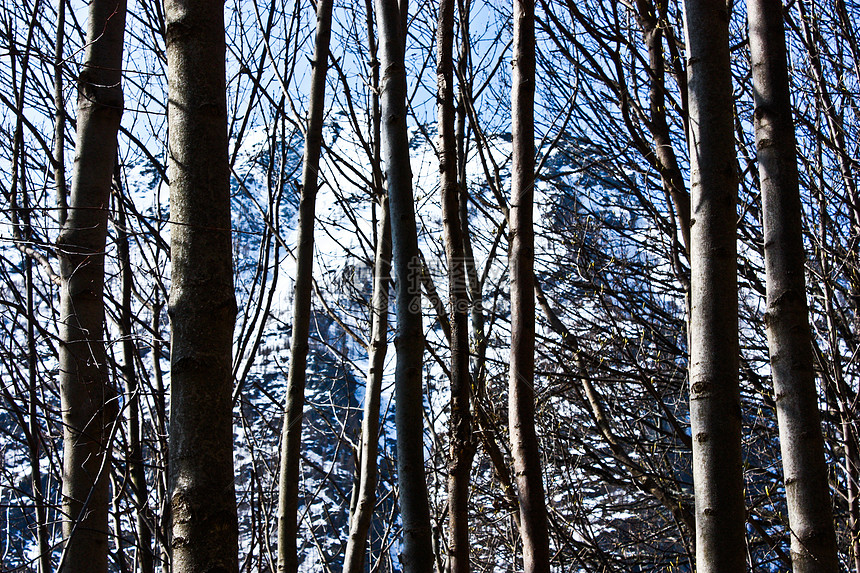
[276,1,334,571]
[748,0,839,570]
[683,0,746,570]
[55,1,126,570]
[509,0,550,571]
[438,1,475,572]
[374,0,435,570]
[342,2,391,570]
[164,0,239,569]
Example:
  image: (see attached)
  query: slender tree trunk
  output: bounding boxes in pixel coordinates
[54,0,67,226]
[438,1,475,571]
[343,195,391,573]
[374,1,434,570]
[509,1,549,572]
[276,2,333,571]
[56,1,126,570]
[747,1,839,570]
[343,6,388,570]
[150,296,171,572]
[634,0,691,254]
[796,6,860,566]
[26,240,51,573]
[164,0,238,570]
[115,185,154,573]
[682,1,745,570]
[455,0,486,397]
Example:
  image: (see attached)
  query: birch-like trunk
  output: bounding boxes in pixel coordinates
[509,1,550,571]
[342,194,391,573]
[748,1,839,570]
[276,2,333,571]
[56,1,125,570]
[374,1,434,570]
[682,1,745,570]
[342,5,388,569]
[164,0,238,570]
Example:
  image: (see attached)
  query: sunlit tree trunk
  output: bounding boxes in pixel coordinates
[374,0,434,570]
[509,1,549,571]
[276,1,333,571]
[343,195,391,573]
[343,4,388,570]
[164,0,238,569]
[748,1,839,570]
[55,1,126,570]
[682,0,745,570]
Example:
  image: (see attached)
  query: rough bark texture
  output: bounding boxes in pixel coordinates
[438,1,476,571]
[748,1,839,570]
[55,1,126,570]
[276,2,333,571]
[374,1,434,570]
[164,0,239,570]
[509,1,550,572]
[682,1,746,570]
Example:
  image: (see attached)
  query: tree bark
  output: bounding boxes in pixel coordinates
[682,1,746,570]
[56,1,126,570]
[343,194,391,573]
[509,1,550,572]
[748,1,839,570]
[374,1,434,570]
[343,5,388,570]
[438,1,476,571]
[164,0,239,570]
[276,1,333,571]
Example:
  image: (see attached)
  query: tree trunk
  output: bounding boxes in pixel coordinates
[115,184,155,573]
[682,1,746,570]
[343,5,388,569]
[164,0,239,569]
[438,1,476,571]
[343,194,391,573]
[374,1,434,570]
[276,1,333,571]
[56,1,126,570]
[634,0,691,254]
[748,2,839,570]
[509,1,550,572]
[54,0,67,226]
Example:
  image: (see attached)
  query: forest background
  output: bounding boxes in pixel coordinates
[0,0,858,571]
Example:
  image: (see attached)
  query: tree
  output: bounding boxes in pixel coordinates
[342,2,391,570]
[374,0,435,570]
[276,1,334,571]
[55,0,126,570]
[438,1,476,571]
[748,0,839,570]
[509,0,550,571]
[683,0,746,570]
[164,0,239,569]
